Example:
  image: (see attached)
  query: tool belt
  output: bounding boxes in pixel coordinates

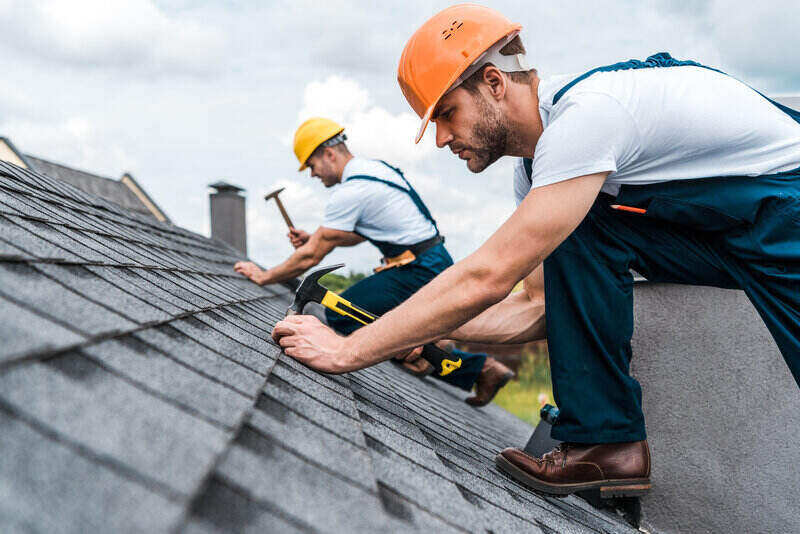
[374,235,444,273]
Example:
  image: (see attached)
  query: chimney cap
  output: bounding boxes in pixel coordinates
[209,181,245,194]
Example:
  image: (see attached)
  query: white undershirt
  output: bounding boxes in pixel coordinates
[514,65,800,205]
[323,158,437,245]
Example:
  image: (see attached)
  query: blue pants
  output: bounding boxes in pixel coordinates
[546,171,800,443]
[326,244,486,390]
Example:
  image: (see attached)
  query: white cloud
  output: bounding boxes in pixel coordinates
[266,74,516,271]
[0,0,798,275]
[704,0,800,90]
[2,115,136,177]
[293,75,435,167]
[0,0,227,75]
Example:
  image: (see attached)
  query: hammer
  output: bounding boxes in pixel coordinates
[288,263,462,377]
[265,187,295,229]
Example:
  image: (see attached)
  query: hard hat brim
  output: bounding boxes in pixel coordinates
[415,106,435,144]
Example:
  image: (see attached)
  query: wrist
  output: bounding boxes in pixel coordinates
[339,332,367,372]
[256,269,272,285]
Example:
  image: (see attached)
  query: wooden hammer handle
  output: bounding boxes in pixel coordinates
[273,196,295,229]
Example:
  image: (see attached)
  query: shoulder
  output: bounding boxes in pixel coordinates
[343,158,394,180]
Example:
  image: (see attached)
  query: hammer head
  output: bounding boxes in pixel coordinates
[287,263,344,315]
[264,187,286,201]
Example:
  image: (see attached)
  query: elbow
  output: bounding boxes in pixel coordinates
[462,261,515,310]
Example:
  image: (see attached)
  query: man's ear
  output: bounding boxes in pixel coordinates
[482,66,507,102]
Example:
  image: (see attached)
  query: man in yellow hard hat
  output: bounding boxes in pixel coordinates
[272,5,800,497]
[234,117,516,406]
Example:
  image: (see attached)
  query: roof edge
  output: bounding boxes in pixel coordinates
[0,136,32,169]
[120,173,171,223]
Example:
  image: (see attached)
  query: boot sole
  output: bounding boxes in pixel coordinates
[495,453,651,498]
[466,371,515,407]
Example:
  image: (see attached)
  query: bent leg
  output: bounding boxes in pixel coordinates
[723,197,800,385]
[545,197,735,443]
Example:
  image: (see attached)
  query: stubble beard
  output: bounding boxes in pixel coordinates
[465,95,508,173]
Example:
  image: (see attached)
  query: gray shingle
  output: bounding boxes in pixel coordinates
[9,216,113,263]
[0,409,185,534]
[0,352,229,495]
[0,214,81,260]
[82,337,253,428]
[260,378,363,445]
[0,237,32,258]
[0,261,136,336]
[185,476,316,534]
[169,316,277,374]
[134,325,265,396]
[0,294,85,363]
[217,430,397,533]
[34,263,171,325]
[194,309,277,354]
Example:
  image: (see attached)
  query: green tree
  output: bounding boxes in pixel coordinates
[319,270,367,293]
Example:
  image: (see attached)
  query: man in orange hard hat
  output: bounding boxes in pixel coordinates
[235,117,515,405]
[272,4,800,497]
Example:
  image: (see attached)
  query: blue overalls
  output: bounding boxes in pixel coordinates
[325,161,487,390]
[534,53,800,444]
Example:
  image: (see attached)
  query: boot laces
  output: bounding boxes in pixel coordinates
[542,443,569,467]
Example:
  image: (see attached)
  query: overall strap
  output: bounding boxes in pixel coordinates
[523,157,533,185]
[552,52,725,106]
[346,160,440,234]
[552,52,800,129]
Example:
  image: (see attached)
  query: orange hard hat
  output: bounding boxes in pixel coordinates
[398,4,522,143]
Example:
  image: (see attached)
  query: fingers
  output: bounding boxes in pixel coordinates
[405,346,424,362]
[271,315,322,341]
[271,320,298,341]
[233,261,256,275]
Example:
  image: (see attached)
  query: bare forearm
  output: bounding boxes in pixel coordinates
[338,175,607,370]
[260,250,319,284]
[271,174,608,375]
[344,253,519,366]
[449,290,546,344]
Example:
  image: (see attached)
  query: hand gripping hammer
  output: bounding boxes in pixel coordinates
[287,263,462,377]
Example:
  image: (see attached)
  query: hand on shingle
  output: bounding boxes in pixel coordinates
[233,261,266,285]
[272,314,352,374]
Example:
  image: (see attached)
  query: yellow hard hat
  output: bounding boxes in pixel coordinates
[293,117,345,171]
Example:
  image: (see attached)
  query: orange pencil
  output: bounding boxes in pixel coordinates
[610,204,647,215]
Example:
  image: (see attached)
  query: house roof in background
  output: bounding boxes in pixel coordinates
[0,136,169,222]
[0,160,636,533]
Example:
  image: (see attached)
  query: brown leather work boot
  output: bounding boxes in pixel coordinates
[465,357,515,407]
[495,441,651,497]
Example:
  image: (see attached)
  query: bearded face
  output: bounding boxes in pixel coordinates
[435,85,510,174]
[464,92,509,173]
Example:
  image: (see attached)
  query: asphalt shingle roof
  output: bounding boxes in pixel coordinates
[22,154,169,222]
[0,160,637,533]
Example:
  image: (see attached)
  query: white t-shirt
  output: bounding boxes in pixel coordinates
[323,158,437,245]
[514,65,800,204]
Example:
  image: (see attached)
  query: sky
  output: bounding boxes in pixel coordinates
[1,0,799,273]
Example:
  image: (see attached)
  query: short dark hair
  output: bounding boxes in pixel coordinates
[309,140,350,161]
[459,35,535,93]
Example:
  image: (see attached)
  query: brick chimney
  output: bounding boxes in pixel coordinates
[209,181,247,255]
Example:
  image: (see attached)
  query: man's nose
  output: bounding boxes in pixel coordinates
[436,123,454,149]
